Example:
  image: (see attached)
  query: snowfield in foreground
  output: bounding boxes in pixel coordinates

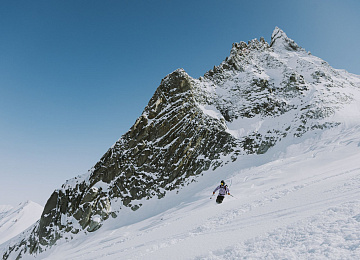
[20,125,360,260]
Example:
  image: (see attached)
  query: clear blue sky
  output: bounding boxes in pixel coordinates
[1,0,359,206]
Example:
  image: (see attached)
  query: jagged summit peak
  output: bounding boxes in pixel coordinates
[271,27,287,42]
[270,26,301,52]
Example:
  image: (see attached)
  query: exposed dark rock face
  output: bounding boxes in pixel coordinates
[90,69,240,206]
[3,27,359,259]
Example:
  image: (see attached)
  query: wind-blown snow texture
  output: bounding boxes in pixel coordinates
[2,27,360,259]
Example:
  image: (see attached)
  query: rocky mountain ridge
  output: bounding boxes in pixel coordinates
[2,27,360,259]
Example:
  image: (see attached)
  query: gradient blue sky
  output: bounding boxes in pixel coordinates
[1,0,359,206]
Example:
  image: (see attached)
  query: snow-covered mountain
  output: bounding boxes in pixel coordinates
[2,27,360,259]
[0,201,43,245]
[12,125,360,259]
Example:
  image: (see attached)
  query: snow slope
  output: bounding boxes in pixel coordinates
[0,201,43,245]
[18,124,360,260]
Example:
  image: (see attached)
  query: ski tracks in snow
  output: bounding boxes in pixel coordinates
[130,145,360,259]
[38,129,360,260]
[116,159,360,259]
[198,201,360,260]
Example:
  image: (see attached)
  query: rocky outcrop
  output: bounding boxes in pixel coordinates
[89,69,240,206]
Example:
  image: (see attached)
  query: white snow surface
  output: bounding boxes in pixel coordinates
[0,201,43,245]
[8,124,359,260]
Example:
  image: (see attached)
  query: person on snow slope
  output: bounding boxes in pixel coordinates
[213,180,230,204]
